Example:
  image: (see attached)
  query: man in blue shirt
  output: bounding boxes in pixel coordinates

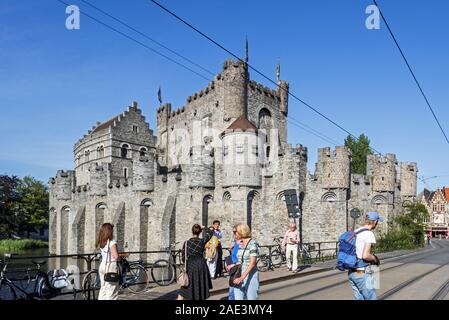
[213,220,223,279]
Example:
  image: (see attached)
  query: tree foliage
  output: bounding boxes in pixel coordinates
[0,175,48,238]
[376,203,429,252]
[344,134,373,175]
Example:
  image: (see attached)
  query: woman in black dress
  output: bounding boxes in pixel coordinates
[177,224,213,300]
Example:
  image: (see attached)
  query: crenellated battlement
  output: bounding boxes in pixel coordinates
[318,146,351,162]
[49,170,75,201]
[315,146,351,189]
[400,162,418,197]
[248,80,280,101]
[366,153,397,192]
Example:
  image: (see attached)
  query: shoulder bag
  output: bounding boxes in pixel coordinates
[104,240,119,283]
[229,238,251,288]
[177,241,189,287]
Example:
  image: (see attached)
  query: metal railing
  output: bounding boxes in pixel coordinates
[0,240,339,299]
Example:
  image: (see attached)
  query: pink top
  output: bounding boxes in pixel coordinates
[282,229,300,246]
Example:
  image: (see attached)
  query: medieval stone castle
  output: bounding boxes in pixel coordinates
[49,58,418,255]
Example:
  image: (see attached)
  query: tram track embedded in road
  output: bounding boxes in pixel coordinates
[430,278,449,300]
[266,241,448,299]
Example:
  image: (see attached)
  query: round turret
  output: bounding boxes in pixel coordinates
[132,152,155,192]
[221,115,263,188]
[189,146,215,188]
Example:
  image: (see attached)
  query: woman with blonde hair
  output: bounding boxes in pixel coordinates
[227,223,260,300]
[96,223,127,300]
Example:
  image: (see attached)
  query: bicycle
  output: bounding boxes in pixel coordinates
[257,238,286,272]
[82,255,148,300]
[148,242,182,286]
[0,253,74,300]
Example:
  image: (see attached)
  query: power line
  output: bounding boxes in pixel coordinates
[373,0,449,145]
[55,0,210,82]
[80,0,214,77]
[59,0,342,147]
[148,0,433,189]
[57,0,427,189]
[149,0,358,141]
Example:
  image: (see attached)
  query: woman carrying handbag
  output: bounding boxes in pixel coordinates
[177,224,213,300]
[96,223,127,300]
[226,223,260,300]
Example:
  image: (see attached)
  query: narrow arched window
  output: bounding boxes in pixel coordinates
[123,167,128,179]
[84,150,90,162]
[121,144,129,158]
[97,145,104,158]
[139,147,147,157]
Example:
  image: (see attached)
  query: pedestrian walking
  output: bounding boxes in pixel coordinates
[281,222,300,272]
[213,220,223,279]
[229,223,259,300]
[96,223,128,300]
[347,212,382,300]
[225,224,241,300]
[205,226,219,279]
[177,224,214,300]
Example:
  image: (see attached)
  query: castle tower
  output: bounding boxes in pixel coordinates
[316,146,351,189]
[189,146,215,188]
[132,151,155,192]
[400,162,418,197]
[156,103,171,166]
[88,163,108,196]
[367,154,397,192]
[222,59,248,121]
[50,170,75,200]
[221,115,263,188]
[278,80,289,115]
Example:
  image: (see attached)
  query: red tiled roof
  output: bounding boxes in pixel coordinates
[91,115,120,134]
[222,115,258,134]
[444,187,449,201]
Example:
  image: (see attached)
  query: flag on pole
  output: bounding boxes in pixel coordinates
[245,37,249,63]
[157,86,162,105]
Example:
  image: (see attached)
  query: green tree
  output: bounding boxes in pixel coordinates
[0,175,22,238]
[344,134,373,175]
[16,176,49,237]
[376,203,429,252]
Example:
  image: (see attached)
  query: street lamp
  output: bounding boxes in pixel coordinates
[350,208,361,231]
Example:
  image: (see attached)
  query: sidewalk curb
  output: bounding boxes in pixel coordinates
[209,266,334,297]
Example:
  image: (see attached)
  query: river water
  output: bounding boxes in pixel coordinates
[1,248,96,299]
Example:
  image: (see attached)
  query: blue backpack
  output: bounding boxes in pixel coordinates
[336,228,369,271]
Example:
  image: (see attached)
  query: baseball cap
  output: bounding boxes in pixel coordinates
[366,211,384,222]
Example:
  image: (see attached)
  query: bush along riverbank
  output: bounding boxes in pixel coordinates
[375,203,429,253]
[0,239,48,253]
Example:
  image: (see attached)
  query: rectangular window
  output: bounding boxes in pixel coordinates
[123,167,128,179]
[132,125,139,133]
[252,145,258,156]
[236,144,244,153]
[223,146,229,156]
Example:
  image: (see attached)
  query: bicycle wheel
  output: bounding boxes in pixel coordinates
[0,281,17,300]
[151,259,175,286]
[270,249,283,268]
[125,264,149,294]
[82,269,100,300]
[257,256,269,272]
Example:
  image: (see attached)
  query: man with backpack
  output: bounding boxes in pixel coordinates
[337,211,382,300]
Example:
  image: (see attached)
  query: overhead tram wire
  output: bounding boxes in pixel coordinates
[57,0,428,187]
[54,0,341,147]
[80,0,214,77]
[373,0,449,145]
[55,0,210,82]
[148,0,434,188]
[149,0,358,141]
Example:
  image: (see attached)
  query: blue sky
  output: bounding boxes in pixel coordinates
[0,0,448,192]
